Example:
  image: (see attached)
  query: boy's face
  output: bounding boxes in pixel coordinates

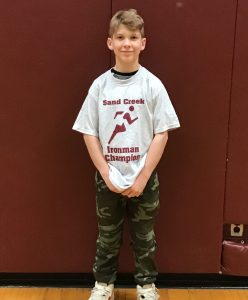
[107,24,146,70]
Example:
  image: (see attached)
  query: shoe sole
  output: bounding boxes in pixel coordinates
[89,290,114,300]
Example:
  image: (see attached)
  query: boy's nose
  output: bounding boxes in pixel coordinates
[123,38,131,46]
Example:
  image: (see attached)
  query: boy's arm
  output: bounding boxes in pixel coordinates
[83,134,120,193]
[121,131,168,198]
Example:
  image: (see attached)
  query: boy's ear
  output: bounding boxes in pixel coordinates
[141,38,146,51]
[107,38,113,50]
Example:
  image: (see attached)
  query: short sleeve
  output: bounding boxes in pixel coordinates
[153,87,180,134]
[72,81,99,136]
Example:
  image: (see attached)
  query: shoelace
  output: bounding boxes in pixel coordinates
[91,286,112,300]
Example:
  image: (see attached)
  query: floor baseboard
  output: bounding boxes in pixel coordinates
[0,273,247,288]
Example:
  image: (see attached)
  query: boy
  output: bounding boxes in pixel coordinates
[73,8,180,300]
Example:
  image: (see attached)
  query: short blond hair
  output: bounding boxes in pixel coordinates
[109,9,145,37]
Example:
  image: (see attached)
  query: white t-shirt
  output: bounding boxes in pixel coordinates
[73,66,180,191]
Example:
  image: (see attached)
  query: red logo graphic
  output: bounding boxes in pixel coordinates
[108,106,138,144]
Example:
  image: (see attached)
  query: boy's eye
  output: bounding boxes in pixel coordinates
[131,36,138,40]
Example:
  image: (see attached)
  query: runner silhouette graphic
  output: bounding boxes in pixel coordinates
[108,106,138,144]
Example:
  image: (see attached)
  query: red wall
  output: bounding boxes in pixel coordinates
[0,0,247,274]
[0,0,110,272]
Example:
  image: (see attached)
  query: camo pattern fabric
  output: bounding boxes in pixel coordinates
[93,171,160,286]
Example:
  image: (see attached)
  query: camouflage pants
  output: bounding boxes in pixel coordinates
[93,171,160,286]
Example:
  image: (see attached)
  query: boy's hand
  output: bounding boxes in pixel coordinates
[105,178,122,194]
[121,173,149,198]
[101,171,122,194]
[121,131,168,198]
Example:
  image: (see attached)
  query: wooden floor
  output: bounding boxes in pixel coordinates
[0,288,248,300]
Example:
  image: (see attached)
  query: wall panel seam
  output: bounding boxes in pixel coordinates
[109,0,113,68]
[222,0,239,223]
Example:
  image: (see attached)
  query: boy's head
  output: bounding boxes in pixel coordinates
[109,9,145,38]
[107,9,146,71]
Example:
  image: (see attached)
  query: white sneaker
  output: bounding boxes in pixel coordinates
[137,283,160,300]
[88,282,114,300]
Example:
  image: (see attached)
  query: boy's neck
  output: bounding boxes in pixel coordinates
[114,62,140,73]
